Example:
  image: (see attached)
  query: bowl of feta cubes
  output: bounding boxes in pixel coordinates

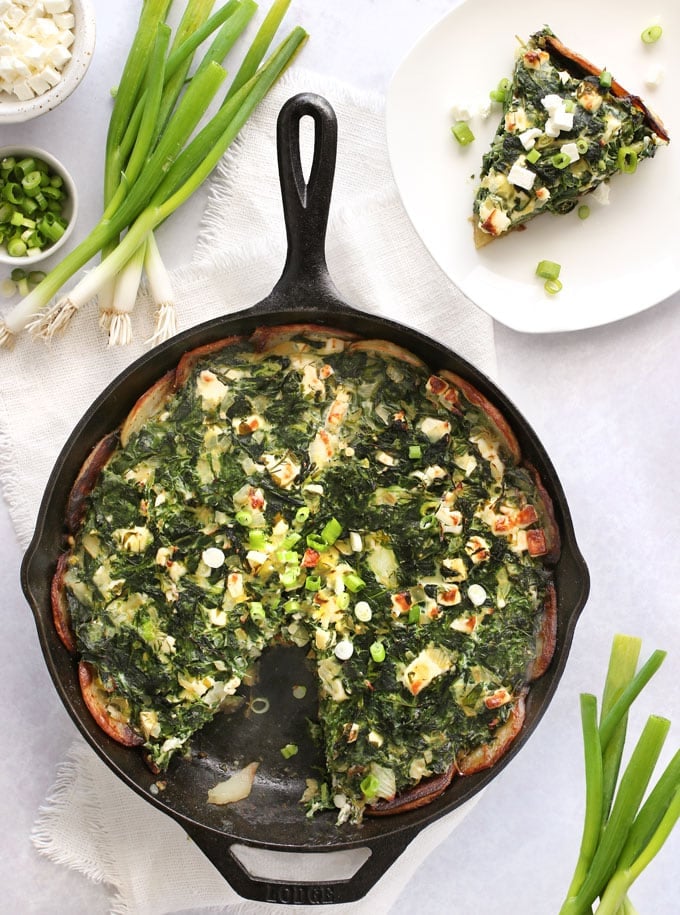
[0,0,96,124]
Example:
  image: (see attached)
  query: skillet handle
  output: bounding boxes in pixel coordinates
[184,823,422,905]
[271,92,342,307]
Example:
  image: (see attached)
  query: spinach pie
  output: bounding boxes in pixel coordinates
[473,27,670,246]
[53,325,561,823]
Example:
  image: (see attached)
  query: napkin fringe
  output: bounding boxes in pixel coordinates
[0,402,32,548]
[31,742,122,892]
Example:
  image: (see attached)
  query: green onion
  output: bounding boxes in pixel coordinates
[489,77,510,105]
[408,604,421,624]
[282,531,301,548]
[280,569,299,588]
[526,148,541,165]
[559,635,680,915]
[1,1,309,348]
[451,122,475,146]
[641,24,662,43]
[249,601,265,622]
[617,146,638,174]
[304,575,321,592]
[280,743,298,759]
[321,517,342,545]
[249,529,267,549]
[419,513,437,530]
[544,279,563,295]
[408,444,422,460]
[283,598,300,614]
[550,152,571,170]
[235,509,253,526]
[295,506,310,525]
[306,533,327,552]
[336,592,350,610]
[370,642,386,663]
[360,773,380,798]
[599,70,613,89]
[576,138,589,155]
[344,572,366,593]
[577,205,590,220]
[535,260,561,281]
[0,155,69,258]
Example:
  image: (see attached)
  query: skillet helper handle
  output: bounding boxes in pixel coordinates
[272,92,340,306]
[184,823,422,906]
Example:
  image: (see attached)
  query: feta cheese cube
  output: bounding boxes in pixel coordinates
[560,142,580,164]
[450,101,472,122]
[590,181,610,205]
[507,159,537,190]
[645,64,664,87]
[518,127,542,150]
[44,0,71,13]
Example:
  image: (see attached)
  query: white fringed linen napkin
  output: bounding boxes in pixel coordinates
[0,68,496,913]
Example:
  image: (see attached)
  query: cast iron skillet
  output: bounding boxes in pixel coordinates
[22,93,590,905]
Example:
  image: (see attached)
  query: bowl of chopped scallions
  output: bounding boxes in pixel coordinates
[0,146,77,266]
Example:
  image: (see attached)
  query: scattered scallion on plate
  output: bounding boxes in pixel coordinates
[451,121,475,146]
[559,634,680,915]
[536,260,562,296]
[0,0,308,350]
[641,24,662,44]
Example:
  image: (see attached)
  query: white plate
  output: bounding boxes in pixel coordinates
[386,0,680,333]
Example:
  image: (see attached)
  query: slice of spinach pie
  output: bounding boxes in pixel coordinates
[473,27,669,247]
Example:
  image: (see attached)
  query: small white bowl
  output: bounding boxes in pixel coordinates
[0,0,96,125]
[0,146,78,266]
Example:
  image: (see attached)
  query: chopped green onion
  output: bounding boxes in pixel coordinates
[282,531,301,549]
[577,205,590,220]
[641,24,662,43]
[550,152,572,170]
[576,138,589,155]
[370,642,386,663]
[280,569,299,588]
[599,70,613,89]
[280,743,298,759]
[295,506,310,525]
[544,279,563,295]
[292,684,307,699]
[408,604,421,624]
[419,513,437,530]
[249,529,267,549]
[451,122,475,146]
[283,598,300,614]
[306,533,327,552]
[489,77,510,105]
[408,444,422,460]
[0,154,70,258]
[535,260,561,281]
[321,517,342,545]
[344,572,366,593]
[526,148,541,164]
[304,575,321,592]
[360,773,380,798]
[617,146,638,174]
[249,602,265,622]
[235,509,253,526]
[336,592,350,611]
[250,697,270,715]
